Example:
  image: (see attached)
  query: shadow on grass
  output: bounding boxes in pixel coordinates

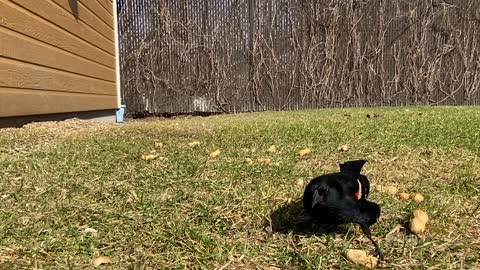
[268,199,348,236]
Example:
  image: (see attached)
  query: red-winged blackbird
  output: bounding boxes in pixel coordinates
[303,160,384,260]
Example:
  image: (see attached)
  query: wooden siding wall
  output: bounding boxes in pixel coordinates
[0,0,118,118]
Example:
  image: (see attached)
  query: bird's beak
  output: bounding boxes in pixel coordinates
[311,190,323,208]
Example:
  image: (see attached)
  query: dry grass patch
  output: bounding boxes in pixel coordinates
[0,106,479,269]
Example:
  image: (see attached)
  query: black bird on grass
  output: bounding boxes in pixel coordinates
[303,160,384,260]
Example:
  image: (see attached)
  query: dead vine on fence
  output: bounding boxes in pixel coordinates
[117,0,480,115]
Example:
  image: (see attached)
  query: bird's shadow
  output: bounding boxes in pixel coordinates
[268,199,348,236]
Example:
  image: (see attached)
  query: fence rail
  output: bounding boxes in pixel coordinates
[117,0,480,115]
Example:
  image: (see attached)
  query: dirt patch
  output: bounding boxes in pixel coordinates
[0,118,118,157]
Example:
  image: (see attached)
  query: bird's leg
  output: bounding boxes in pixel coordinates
[360,224,384,261]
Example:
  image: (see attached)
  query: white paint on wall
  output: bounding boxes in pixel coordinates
[113,0,122,108]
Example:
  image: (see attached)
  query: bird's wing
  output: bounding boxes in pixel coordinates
[338,160,370,200]
[357,174,370,199]
[339,160,367,175]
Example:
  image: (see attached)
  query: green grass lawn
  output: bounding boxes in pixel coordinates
[0,106,479,269]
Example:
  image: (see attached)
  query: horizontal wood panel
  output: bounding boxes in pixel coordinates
[0,0,115,68]
[0,57,116,95]
[51,0,115,42]
[79,0,114,29]
[97,0,113,16]
[0,87,117,117]
[0,27,115,82]
[11,0,115,55]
